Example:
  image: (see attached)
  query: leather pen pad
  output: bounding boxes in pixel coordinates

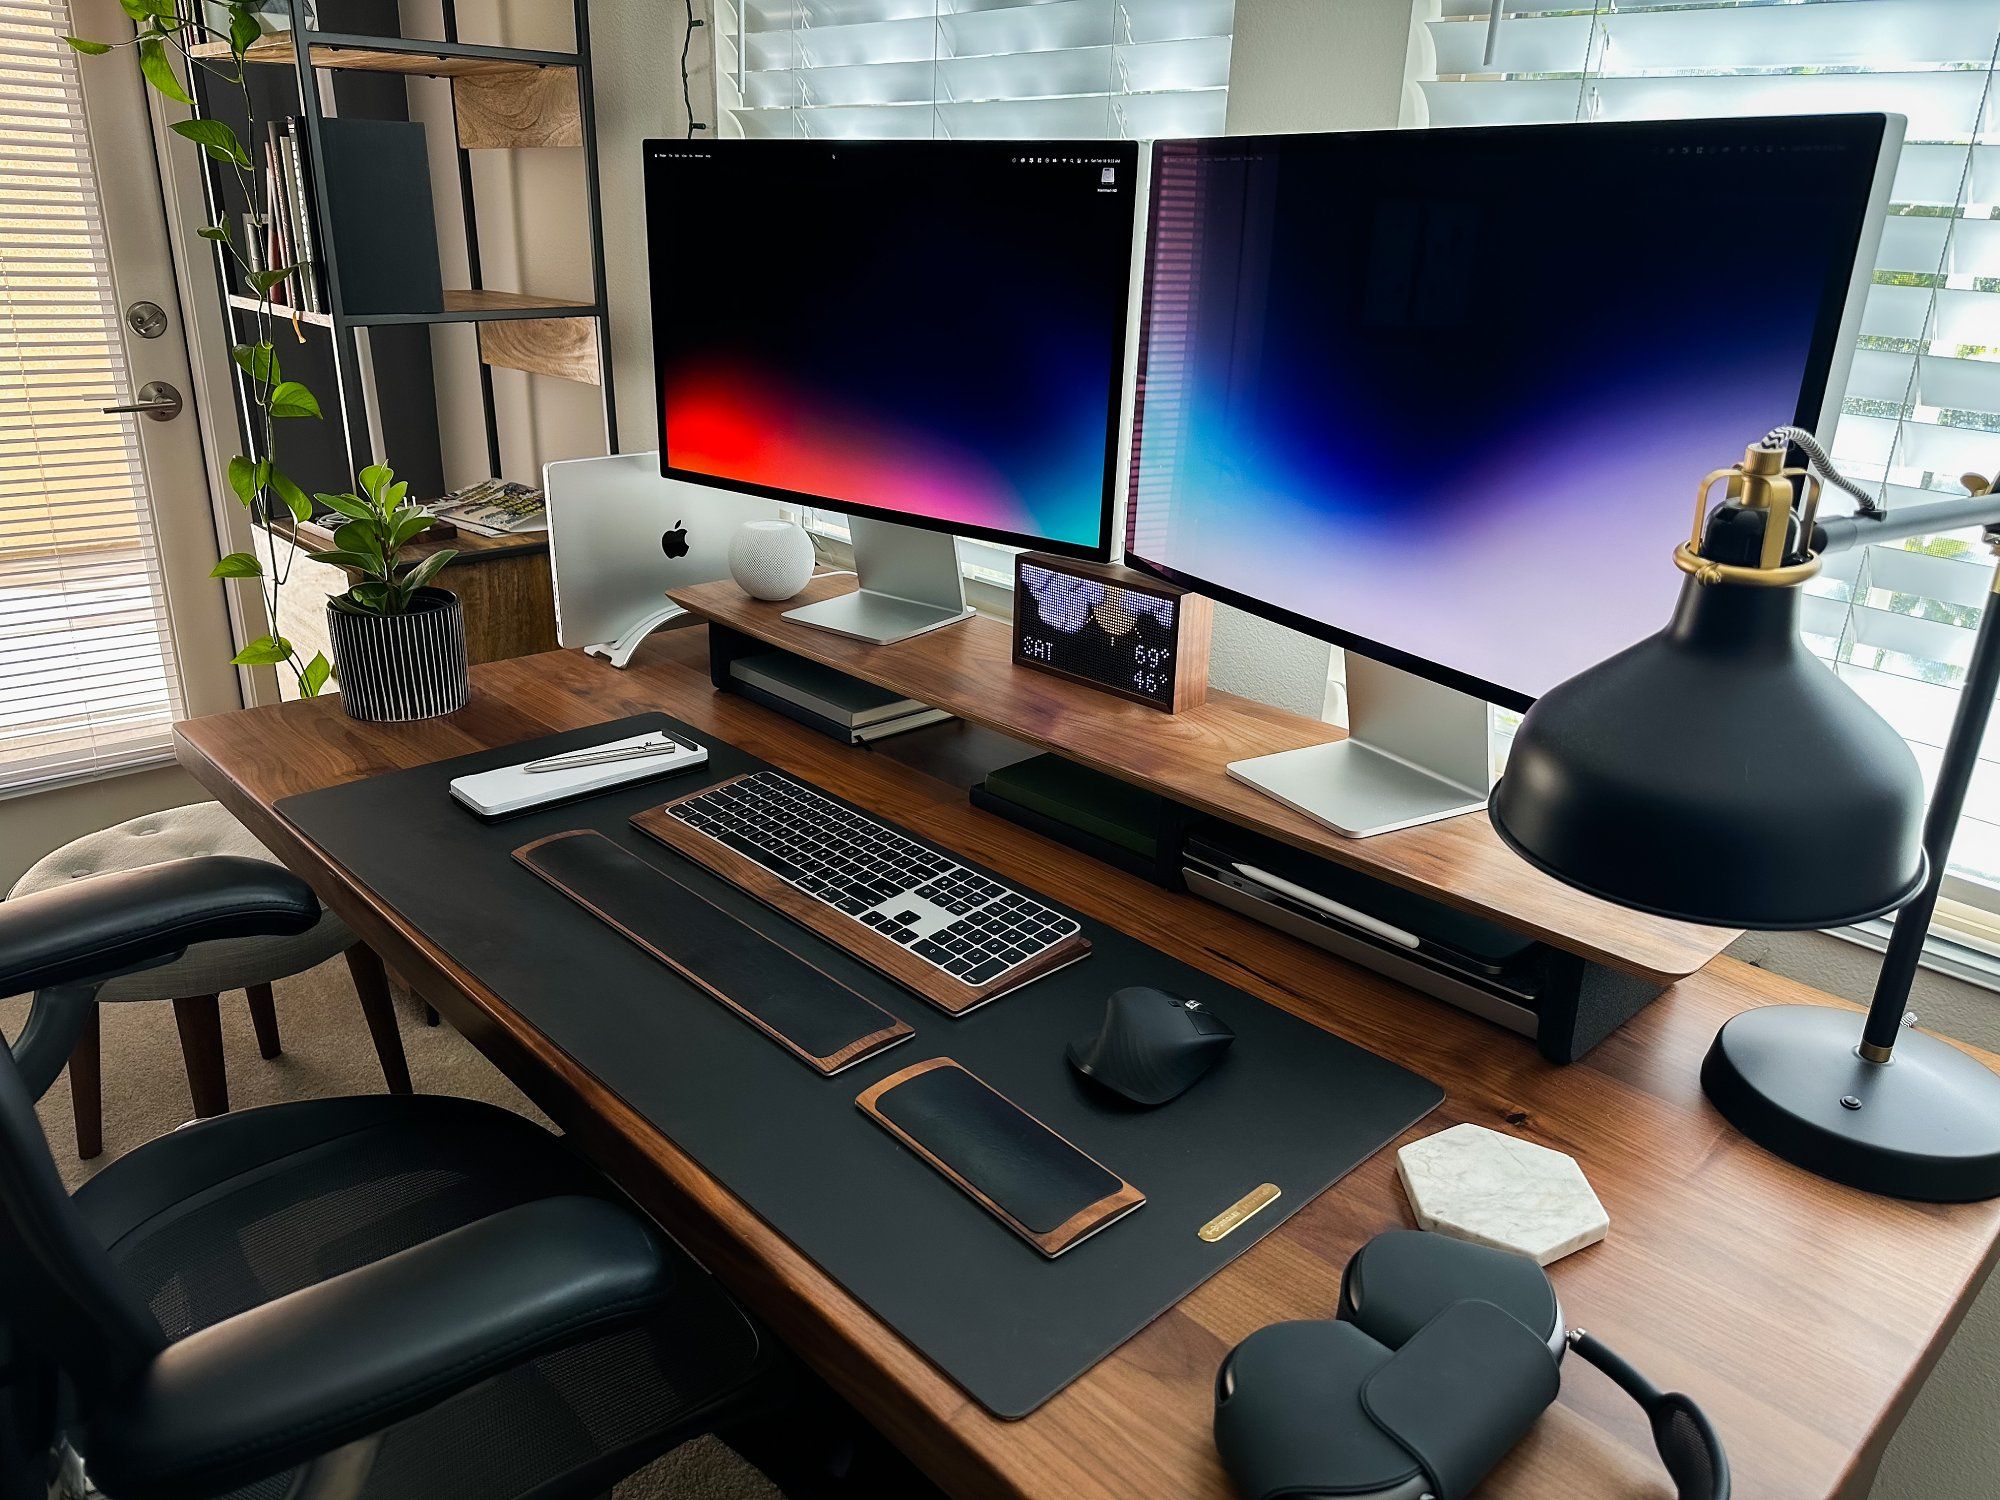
[858,1057,1144,1256]
[515,831,913,1074]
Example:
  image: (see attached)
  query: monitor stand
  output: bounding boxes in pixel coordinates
[782,515,977,645]
[1227,654,1492,839]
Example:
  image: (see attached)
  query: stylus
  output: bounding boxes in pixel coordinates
[1229,862,1422,951]
[524,738,686,774]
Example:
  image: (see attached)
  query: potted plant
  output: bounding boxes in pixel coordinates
[308,464,467,722]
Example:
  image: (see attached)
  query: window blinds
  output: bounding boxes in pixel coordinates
[1,0,185,794]
[1422,0,2000,896]
[718,0,1234,140]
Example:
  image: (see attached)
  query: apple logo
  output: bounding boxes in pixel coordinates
[661,521,689,559]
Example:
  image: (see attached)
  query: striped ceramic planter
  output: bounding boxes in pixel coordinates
[326,587,470,722]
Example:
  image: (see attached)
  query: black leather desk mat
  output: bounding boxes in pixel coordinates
[278,712,1444,1417]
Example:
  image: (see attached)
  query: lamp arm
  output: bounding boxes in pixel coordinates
[1813,498,2000,555]
[1862,538,2000,1060]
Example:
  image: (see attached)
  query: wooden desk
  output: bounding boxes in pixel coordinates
[175,631,2000,1500]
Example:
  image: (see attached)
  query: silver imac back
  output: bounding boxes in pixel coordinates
[544,452,784,665]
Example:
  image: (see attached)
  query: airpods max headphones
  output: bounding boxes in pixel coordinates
[1213,1231,1729,1500]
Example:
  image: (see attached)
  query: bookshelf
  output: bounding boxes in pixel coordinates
[186,0,615,498]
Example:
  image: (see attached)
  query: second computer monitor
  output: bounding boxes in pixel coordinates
[1123,114,1899,711]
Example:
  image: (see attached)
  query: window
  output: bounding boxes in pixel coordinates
[718,0,1234,141]
[1421,1,2000,912]
[1,0,186,795]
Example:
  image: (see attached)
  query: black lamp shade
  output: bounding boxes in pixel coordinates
[1490,574,1927,929]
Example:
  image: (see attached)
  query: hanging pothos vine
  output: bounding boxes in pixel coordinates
[69,1,332,696]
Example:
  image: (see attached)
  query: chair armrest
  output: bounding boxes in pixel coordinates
[86,1196,677,1500]
[0,855,318,999]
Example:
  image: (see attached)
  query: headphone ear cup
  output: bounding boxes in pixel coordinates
[1340,1230,1563,1354]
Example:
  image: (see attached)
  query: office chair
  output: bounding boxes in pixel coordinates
[0,855,779,1500]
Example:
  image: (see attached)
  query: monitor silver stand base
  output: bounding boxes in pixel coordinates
[1227,655,1493,839]
[783,515,975,645]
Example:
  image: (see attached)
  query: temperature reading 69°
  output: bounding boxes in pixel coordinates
[1132,642,1171,670]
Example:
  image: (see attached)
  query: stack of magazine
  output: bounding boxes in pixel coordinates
[729,651,952,745]
[427,479,548,537]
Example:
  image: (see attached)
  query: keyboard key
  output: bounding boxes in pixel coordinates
[912,939,952,964]
[963,958,1008,984]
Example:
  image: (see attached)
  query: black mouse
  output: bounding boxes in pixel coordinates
[1067,986,1235,1106]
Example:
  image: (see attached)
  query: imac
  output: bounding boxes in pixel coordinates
[1124,113,1901,837]
[645,138,1139,643]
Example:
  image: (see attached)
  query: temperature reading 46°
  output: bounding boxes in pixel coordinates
[1131,669,1168,697]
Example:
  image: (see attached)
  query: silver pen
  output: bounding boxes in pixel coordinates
[523,738,685,774]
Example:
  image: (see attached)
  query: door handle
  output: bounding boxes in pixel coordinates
[102,381,183,422]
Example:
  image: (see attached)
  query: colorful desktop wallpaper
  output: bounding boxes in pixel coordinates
[650,142,1134,553]
[1127,122,1882,703]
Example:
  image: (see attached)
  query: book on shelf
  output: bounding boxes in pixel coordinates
[427,478,548,537]
[252,118,325,314]
[729,650,951,737]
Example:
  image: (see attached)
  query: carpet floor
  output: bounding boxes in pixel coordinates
[3,955,781,1500]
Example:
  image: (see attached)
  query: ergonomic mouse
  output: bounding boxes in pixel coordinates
[1067,986,1234,1106]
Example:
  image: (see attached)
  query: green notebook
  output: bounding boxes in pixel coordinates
[982,755,1166,860]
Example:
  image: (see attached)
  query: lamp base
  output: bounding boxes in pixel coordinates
[1702,1005,2000,1201]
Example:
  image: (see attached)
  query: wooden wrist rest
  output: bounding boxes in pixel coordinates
[514,830,913,1074]
[858,1057,1145,1257]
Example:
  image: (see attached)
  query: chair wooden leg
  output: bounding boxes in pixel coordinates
[172,995,229,1118]
[344,945,413,1095]
[69,1005,102,1160]
[246,982,282,1059]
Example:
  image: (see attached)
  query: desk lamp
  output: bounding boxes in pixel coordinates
[1490,429,2000,1201]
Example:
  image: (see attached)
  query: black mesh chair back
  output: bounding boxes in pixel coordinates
[0,1028,167,1400]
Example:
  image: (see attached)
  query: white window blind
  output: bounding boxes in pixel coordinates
[1,0,185,794]
[1421,1,2000,902]
[717,0,1234,140]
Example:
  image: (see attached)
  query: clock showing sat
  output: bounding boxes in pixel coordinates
[1011,554,1211,714]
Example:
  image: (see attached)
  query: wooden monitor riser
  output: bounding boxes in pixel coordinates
[669,574,1736,984]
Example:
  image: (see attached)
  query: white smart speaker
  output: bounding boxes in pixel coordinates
[729,519,816,601]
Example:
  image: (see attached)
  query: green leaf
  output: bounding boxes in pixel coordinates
[301,651,333,697]
[230,634,293,667]
[63,36,112,55]
[305,548,380,572]
[229,8,261,57]
[266,380,320,419]
[231,341,278,384]
[400,549,456,597]
[347,582,394,615]
[333,519,385,566]
[209,551,263,579]
[197,223,231,242]
[270,470,312,521]
[118,0,153,20]
[137,39,192,106]
[171,117,250,169]
[358,464,393,506]
[314,490,375,523]
[388,507,435,550]
[246,264,294,295]
[224,454,266,507]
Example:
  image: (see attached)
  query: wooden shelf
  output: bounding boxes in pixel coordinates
[191,31,575,80]
[669,574,1740,982]
[229,289,595,329]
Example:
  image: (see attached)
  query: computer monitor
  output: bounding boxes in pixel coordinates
[645,138,1139,642]
[1123,114,1900,835]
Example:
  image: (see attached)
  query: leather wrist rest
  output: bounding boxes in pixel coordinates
[857,1057,1144,1257]
[514,831,913,1074]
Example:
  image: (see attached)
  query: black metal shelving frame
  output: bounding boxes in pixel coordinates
[185,0,617,489]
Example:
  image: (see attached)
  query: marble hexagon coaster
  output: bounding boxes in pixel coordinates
[1396,1123,1608,1266]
